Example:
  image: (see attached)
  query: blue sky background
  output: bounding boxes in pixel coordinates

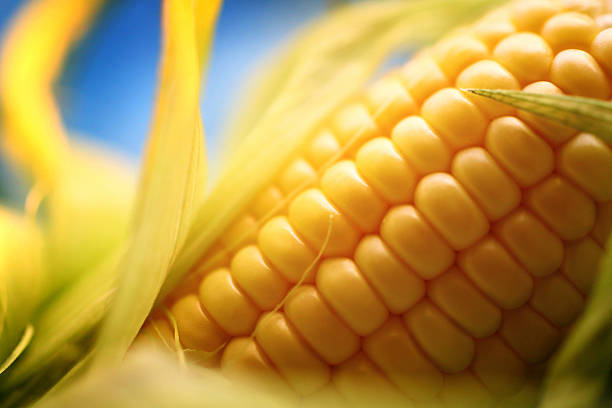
[0,0,328,161]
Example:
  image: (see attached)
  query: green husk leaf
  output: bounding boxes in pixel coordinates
[89,0,220,369]
[539,239,612,408]
[164,0,506,298]
[465,89,612,143]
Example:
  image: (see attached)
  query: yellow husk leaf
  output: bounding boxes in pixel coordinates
[89,0,221,369]
[0,0,105,184]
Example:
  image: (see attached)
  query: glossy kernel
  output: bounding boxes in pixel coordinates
[499,306,562,364]
[486,116,554,187]
[530,274,584,327]
[404,300,475,373]
[284,285,360,365]
[400,55,450,103]
[542,12,599,51]
[355,235,425,314]
[421,88,488,150]
[592,28,612,71]
[278,158,317,195]
[433,34,489,79]
[321,160,387,232]
[169,295,228,351]
[562,236,603,294]
[428,267,502,338]
[557,132,612,202]
[494,208,564,277]
[230,245,289,310]
[355,137,416,204]
[391,116,452,175]
[250,185,283,219]
[415,173,489,250]
[381,205,455,279]
[452,147,521,221]
[517,81,577,146]
[258,216,317,283]
[363,317,443,401]
[331,103,380,152]
[199,268,259,336]
[317,258,388,336]
[288,188,360,256]
[551,49,611,99]
[472,336,527,396]
[459,236,533,309]
[456,60,520,118]
[493,33,553,83]
[255,312,330,396]
[365,76,417,132]
[526,175,596,241]
[510,0,561,32]
[306,130,341,169]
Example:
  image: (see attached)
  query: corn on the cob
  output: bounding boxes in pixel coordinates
[142,0,612,406]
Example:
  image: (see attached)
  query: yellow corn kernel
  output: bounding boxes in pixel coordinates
[219,214,257,248]
[250,185,283,219]
[557,132,612,202]
[305,129,342,169]
[562,236,603,293]
[380,205,455,279]
[147,1,612,404]
[289,188,360,256]
[526,175,596,241]
[355,137,416,204]
[331,103,379,153]
[433,34,489,79]
[198,268,260,336]
[494,208,564,277]
[365,76,417,133]
[593,201,612,246]
[169,295,228,351]
[321,160,387,232]
[404,300,475,374]
[550,49,611,99]
[220,337,293,397]
[284,285,359,365]
[458,236,533,309]
[472,336,527,396]
[592,28,612,71]
[415,173,489,250]
[510,0,561,32]
[428,267,502,338]
[456,60,520,118]
[332,353,411,408]
[451,147,521,221]
[493,33,553,84]
[255,312,330,396]
[542,12,599,51]
[517,81,578,146]
[441,371,494,408]
[316,258,388,336]
[363,317,443,401]
[400,54,450,103]
[230,245,289,310]
[499,306,562,364]
[257,216,317,283]
[354,235,425,314]
[421,88,488,150]
[473,9,516,48]
[278,158,317,195]
[530,274,584,327]
[391,116,452,175]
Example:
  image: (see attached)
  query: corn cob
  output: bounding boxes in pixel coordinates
[142,0,612,406]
